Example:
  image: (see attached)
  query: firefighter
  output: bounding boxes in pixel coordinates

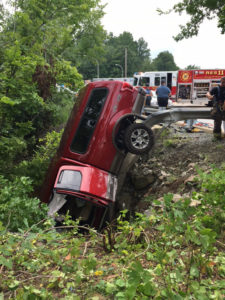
[206,77,225,140]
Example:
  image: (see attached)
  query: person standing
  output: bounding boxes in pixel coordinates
[156,80,171,110]
[144,83,153,107]
[206,77,225,140]
[184,119,196,132]
[185,91,197,132]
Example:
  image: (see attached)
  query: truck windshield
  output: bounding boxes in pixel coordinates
[139,77,150,86]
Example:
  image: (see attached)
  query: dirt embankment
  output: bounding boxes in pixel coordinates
[118,123,225,213]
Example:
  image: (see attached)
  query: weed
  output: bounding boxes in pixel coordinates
[163,138,177,148]
[160,128,170,138]
[0,165,225,299]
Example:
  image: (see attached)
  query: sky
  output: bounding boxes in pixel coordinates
[100,0,225,70]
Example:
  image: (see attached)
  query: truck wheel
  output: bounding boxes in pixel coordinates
[124,123,154,155]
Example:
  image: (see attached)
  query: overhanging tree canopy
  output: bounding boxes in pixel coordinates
[158,0,225,41]
[0,0,105,176]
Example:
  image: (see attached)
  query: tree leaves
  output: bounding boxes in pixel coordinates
[161,0,225,40]
[151,51,179,71]
[0,0,98,179]
[77,31,152,78]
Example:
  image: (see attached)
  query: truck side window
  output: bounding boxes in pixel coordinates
[70,88,108,153]
[161,77,166,84]
[155,77,160,86]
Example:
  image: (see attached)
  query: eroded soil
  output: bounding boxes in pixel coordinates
[119,123,225,213]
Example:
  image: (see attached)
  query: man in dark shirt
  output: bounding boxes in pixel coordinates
[156,80,171,110]
[207,77,225,139]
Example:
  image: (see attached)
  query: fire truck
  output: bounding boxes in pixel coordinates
[133,69,225,103]
[177,69,225,102]
[133,71,178,99]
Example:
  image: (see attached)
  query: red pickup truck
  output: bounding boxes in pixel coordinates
[40,80,154,228]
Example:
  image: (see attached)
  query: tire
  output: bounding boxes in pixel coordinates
[124,123,154,154]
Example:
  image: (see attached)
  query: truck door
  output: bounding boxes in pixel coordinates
[167,73,172,90]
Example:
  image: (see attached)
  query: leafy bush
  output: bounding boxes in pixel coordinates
[0,33,83,181]
[0,159,224,298]
[0,135,27,176]
[0,167,225,299]
[0,176,47,231]
[14,130,63,188]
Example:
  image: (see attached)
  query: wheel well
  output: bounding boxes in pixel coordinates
[112,114,141,152]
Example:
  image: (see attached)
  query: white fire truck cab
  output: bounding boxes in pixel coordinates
[133,71,178,99]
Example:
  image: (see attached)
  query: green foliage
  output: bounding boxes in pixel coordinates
[0,175,47,231]
[151,51,179,71]
[0,164,225,299]
[195,164,225,234]
[14,130,63,188]
[159,0,225,41]
[185,64,201,70]
[0,0,102,180]
[78,31,152,78]
[55,60,84,91]
[163,138,177,148]
[160,129,180,148]
[0,135,27,176]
